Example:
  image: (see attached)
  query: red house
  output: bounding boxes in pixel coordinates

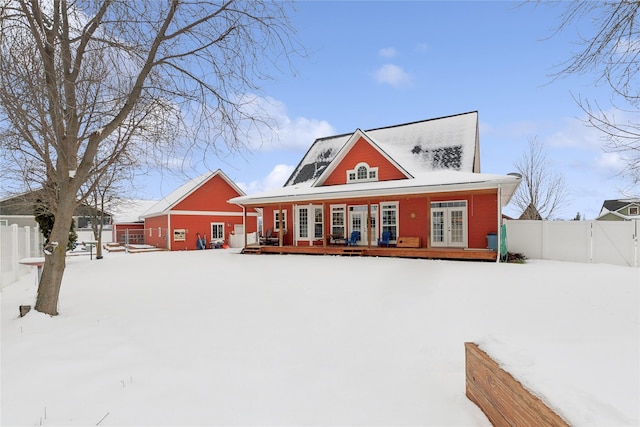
[230,112,521,261]
[141,169,259,251]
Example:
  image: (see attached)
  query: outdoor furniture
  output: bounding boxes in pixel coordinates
[259,228,279,245]
[19,257,45,285]
[327,233,346,245]
[346,231,360,246]
[378,231,392,247]
[397,237,421,248]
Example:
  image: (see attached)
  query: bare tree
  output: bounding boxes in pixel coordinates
[0,1,301,315]
[549,1,640,187]
[513,137,569,220]
[82,151,137,260]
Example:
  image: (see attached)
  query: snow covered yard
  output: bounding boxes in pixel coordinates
[2,249,638,426]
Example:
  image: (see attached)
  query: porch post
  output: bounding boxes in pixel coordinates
[426,196,431,249]
[323,202,327,248]
[496,185,502,263]
[278,204,283,247]
[243,206,247,248]
[367,201,372,248]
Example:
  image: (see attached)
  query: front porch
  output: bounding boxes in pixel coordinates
[242,243,498,261]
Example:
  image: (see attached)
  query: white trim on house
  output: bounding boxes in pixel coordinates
[230,171,521,208]
[313,128,412,187]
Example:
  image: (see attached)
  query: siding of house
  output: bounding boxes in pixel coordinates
[112,223,145,245]
[322,137,407,186]
[144,215,169,249]
[173,174,245,212]
[167,214,250,250]
[259,189,498,249]
[598,213,624,221]
[143,172,259,251]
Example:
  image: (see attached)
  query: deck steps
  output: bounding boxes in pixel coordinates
[242,247,262,255]
[342,247,366,256]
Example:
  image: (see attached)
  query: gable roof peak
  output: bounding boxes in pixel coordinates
[285,111,480,187]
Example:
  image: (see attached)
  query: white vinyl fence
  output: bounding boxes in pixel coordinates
[0,225,43,288]
[228,232,257,248]
[505,220,639,267]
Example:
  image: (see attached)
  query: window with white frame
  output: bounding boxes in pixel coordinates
[0,219,8,226]
[347,162,378,183]
[273,209,287,231]
[331,205,346,237]
[295,205,323,240]
[629,206,639,216]
[211,223,224,240]
[314,207,323,239]
[380,202,398,240]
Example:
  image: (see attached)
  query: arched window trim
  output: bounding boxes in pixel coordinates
[346,162,378,183]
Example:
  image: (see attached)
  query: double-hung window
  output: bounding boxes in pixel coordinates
[331,205,346,237]
[380,202,398,240]
[211,223,224,240]
[274,210,287,231]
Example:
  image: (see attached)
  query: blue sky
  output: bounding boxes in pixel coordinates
[138,1,632,220]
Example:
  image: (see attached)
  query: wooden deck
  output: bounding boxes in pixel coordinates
[242,244,498,261]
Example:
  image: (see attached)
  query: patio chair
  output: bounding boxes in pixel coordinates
[260,228,276,245]
[378,230,392,247]
[346,231,360,246]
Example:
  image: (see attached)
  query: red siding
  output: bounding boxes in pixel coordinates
[144,215,169,249]
[257,190,498,250]
[398,198,429,239]
[112,223,144,244]
[143,172,259,251]
[261,204,294,245]
[167,214,254,251]
[174,173,245,212]
[322,137,407,186]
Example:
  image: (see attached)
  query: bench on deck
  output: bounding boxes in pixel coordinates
[396,237,421,248]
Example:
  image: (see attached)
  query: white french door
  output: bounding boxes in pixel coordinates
[295,205,323,243]
[348,206,377,246]
[431,201,467,248]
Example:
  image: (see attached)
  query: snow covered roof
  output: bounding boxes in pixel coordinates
[231,170,521,208]
[141,169,244,218]
[285,111,480,187]
[109,199,158,224]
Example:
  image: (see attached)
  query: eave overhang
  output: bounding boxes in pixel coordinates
[230,173,521,208]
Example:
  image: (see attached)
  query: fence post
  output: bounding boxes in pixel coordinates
[634,220,639,268]
[10,224,18,283]
[24,226,31,258]
[588,221,594,264]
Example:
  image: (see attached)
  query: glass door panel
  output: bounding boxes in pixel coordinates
[430,203,467,248]
[432,210,445,246]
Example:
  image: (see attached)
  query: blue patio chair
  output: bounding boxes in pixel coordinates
[378,230,392,247]
[346,231,360,246]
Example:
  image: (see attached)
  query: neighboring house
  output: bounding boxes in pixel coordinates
[110,199,158,245]
[140,169,259,250]
[596,199,640,221]
[519,203,543,220]
[0,190,112,229]
[230,111,521,257]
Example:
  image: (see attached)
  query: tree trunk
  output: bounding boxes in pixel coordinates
[34,196,75,316]
[96,219,104,259]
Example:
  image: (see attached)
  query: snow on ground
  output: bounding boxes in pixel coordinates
[2,250,638,426]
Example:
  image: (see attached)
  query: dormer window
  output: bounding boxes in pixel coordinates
[347,162,378,183]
